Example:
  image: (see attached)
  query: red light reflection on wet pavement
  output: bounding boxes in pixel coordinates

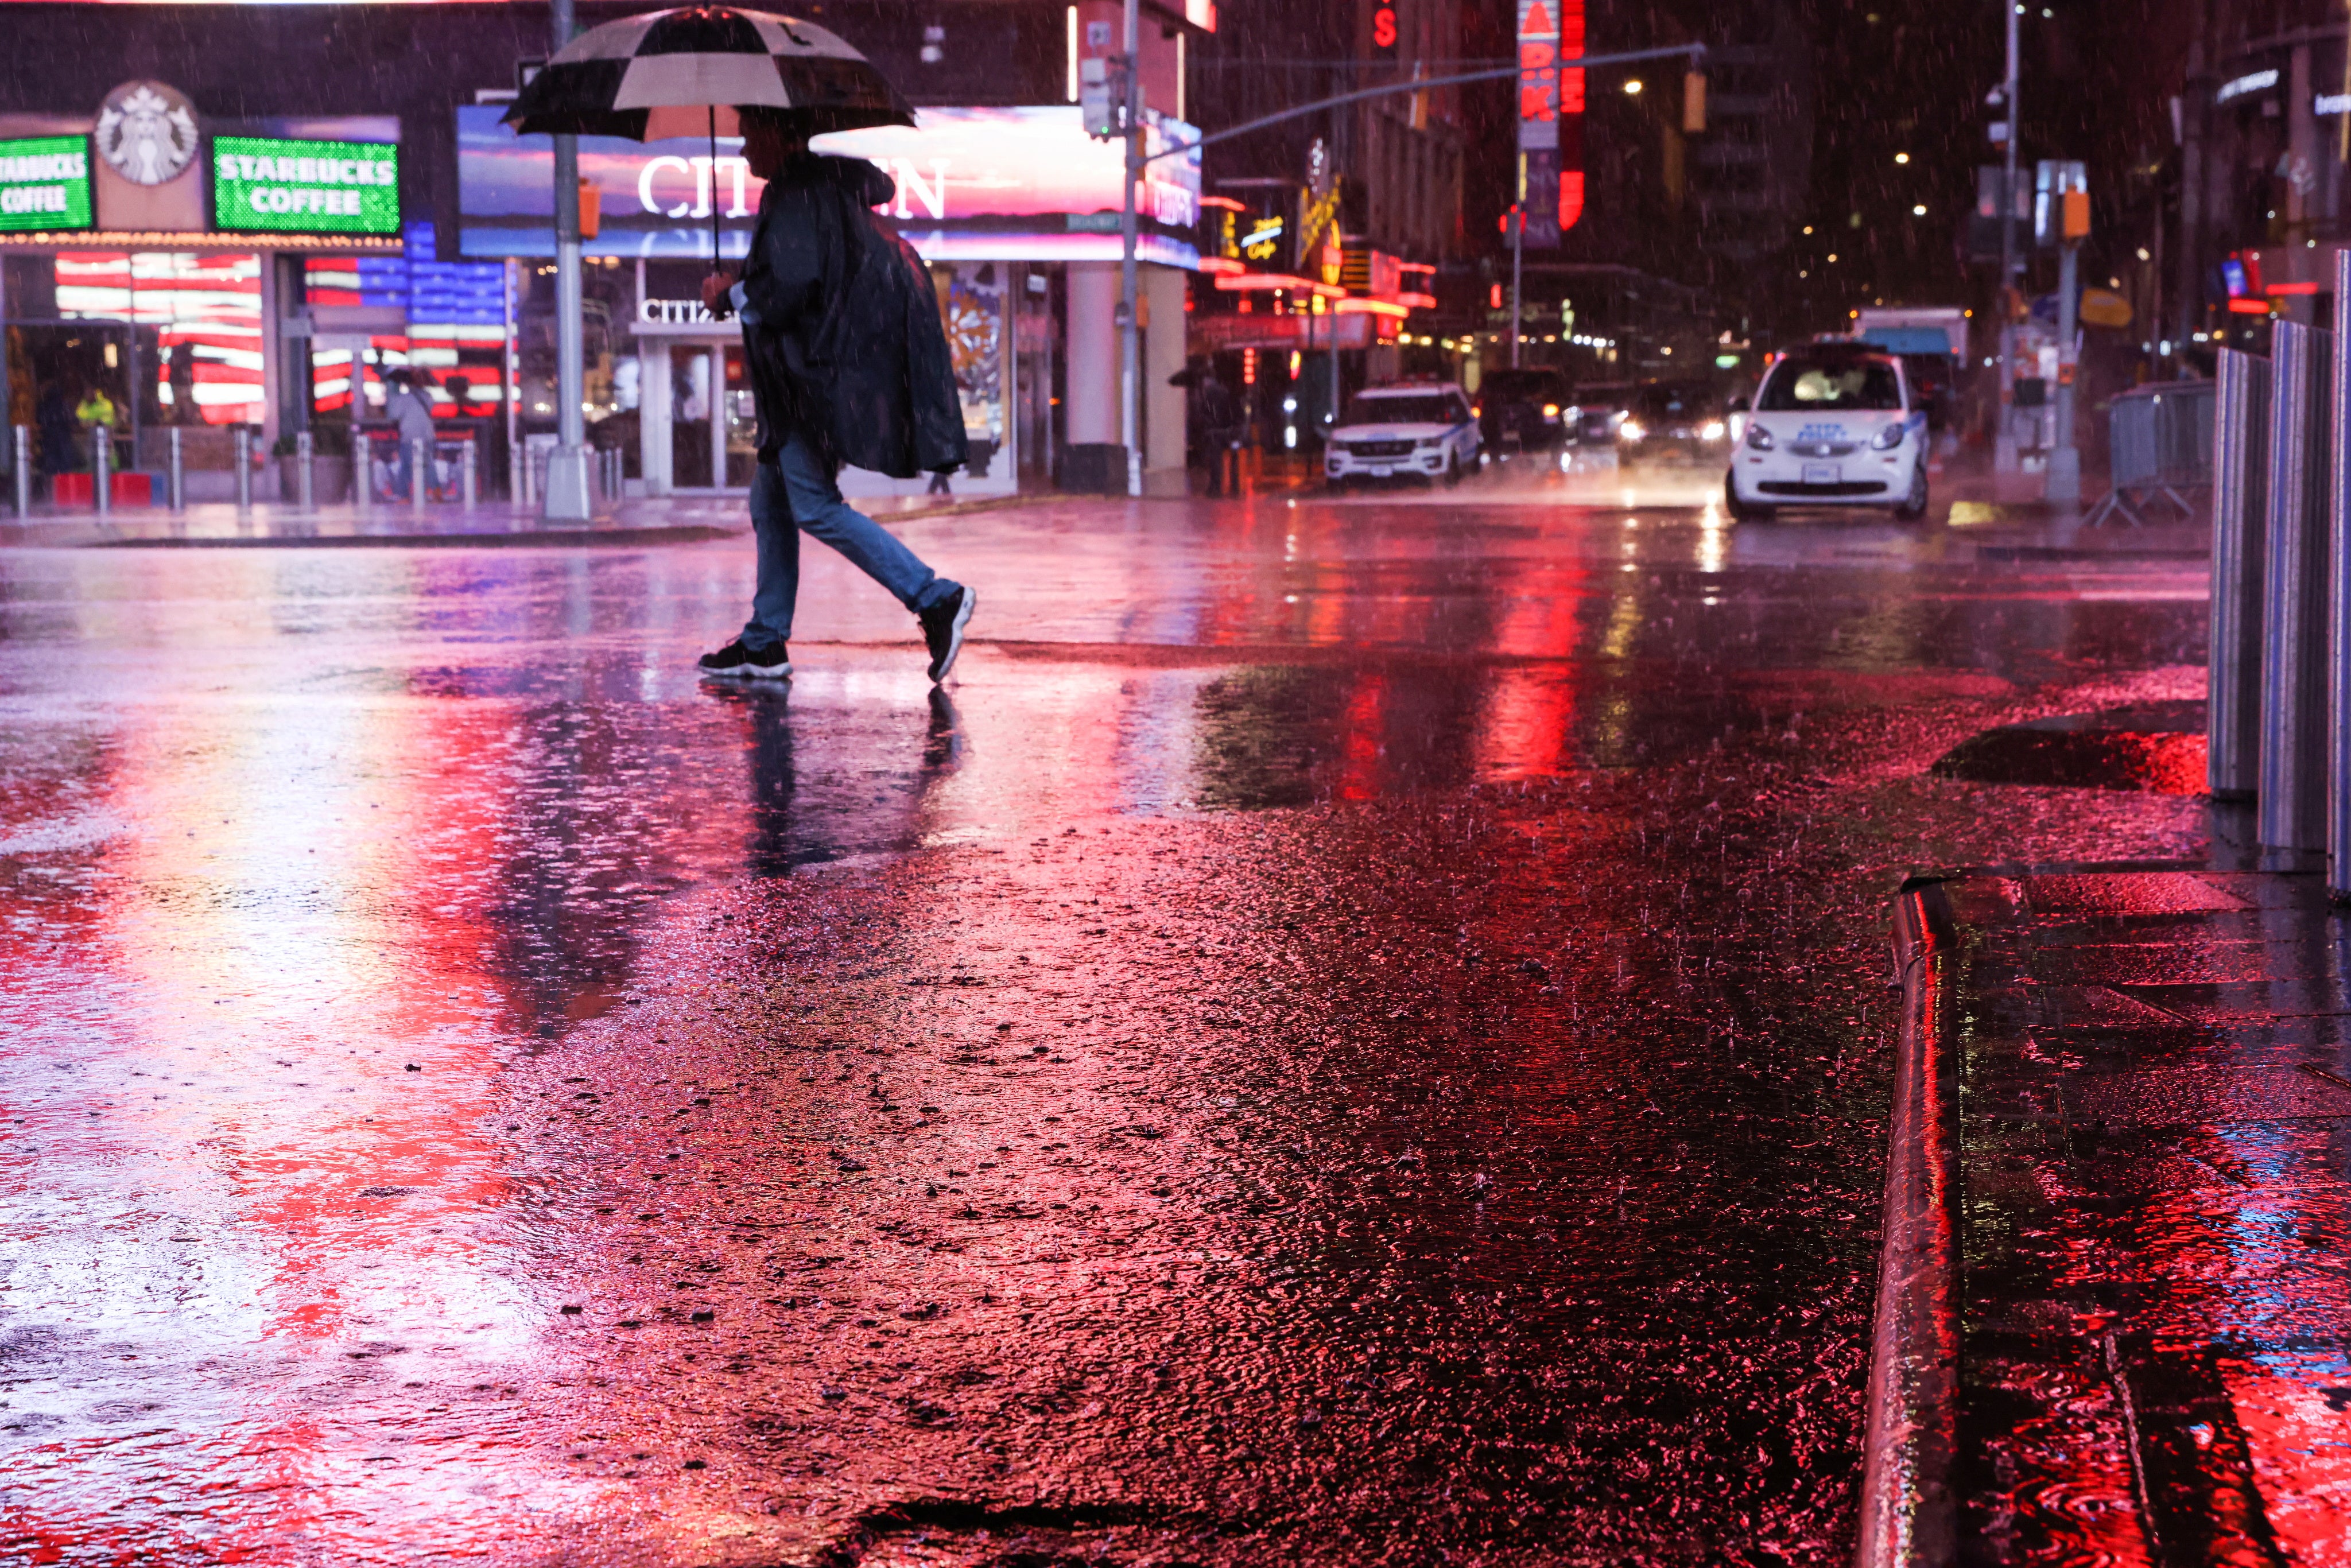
[0,498,2229,1563]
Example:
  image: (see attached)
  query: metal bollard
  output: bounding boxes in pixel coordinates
[233,425,253,511]
[13,425,30,519]
[92,425,110,519]
[2209,348,2271,802]
[461,437,477,509]
[2259,320,2333,856]
[296,429,315,512]
[354,434,371,517]
[511,445,527,509]
[167,426,185,511]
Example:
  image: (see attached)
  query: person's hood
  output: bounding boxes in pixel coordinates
[777,152,895,210]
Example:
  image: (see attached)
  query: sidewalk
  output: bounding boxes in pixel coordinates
[1867,837,2351,1565]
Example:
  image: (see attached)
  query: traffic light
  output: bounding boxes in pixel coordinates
[1682,71,1705,134]
[1080,56,1127,139]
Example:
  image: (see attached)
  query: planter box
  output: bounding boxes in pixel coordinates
[51,471,153,507]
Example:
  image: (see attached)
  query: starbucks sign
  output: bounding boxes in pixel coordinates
[0,136,93,231]
[95,80,199,187]
[212,135,399,234]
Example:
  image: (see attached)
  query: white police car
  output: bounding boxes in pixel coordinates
[1326,382,1483,487]
[1726,344,1929,521]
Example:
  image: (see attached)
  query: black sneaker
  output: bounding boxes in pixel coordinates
[918,587,975,684]
[697,639,792,680]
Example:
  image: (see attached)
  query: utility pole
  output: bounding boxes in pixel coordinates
[2047,224,2080,503]
[544,0,593,519]
[1509,204,1524,369]
[1118,0,1143,498]
[1992,0,2021,479]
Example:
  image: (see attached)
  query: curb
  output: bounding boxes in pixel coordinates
[1856,876,1962,1568]
[73,525,744,550]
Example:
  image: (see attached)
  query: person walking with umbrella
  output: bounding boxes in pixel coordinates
[505,5,976,685]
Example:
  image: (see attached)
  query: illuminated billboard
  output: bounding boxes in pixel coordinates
[0,135,92,231]
[456,104,1199,265]
[212,135,398,234]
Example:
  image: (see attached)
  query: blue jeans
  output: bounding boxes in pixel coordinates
[740,431,959,651]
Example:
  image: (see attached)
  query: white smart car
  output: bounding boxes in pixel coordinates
[1725,344,1929,521]
[1326,382,1483,487]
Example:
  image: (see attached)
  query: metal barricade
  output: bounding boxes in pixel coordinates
[2259,321,2332,857]
[2209,350,2269,802]
[2081,379,2216,526]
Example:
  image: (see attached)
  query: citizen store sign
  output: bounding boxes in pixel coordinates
[0,81,400,240]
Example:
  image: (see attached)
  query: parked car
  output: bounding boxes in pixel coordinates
[1325,382,1483,486]
[1475,367,1575,453]
[1726,343,1928,521]
[1619,383,1729,464]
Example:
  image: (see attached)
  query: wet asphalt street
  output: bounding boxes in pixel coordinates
[1,461,2216,1566]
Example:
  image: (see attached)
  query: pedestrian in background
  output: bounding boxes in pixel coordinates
[693,107,974,685]
[381,370,438,501]
[37,381,79,473]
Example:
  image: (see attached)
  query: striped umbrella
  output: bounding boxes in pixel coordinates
[504,6,914,259]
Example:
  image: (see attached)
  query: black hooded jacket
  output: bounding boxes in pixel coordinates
[734,153,967,479]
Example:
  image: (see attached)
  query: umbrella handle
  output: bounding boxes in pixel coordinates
[709,104,723,280]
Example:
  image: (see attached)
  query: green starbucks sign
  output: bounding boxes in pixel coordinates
[0,135,93,232]
[213,135,398,234]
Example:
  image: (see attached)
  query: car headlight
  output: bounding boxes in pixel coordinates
[1871,422,1906,450]
[1745,424,1775,450]
[1700,420,1727,441]
[1542,403,1561,419]
[1619,420,1645,442]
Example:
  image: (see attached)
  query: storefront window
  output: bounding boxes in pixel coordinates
[304,256,510,423]
[55,250,263,426]
[939,262,1006,477]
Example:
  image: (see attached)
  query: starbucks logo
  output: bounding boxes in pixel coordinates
[95,80,199,187]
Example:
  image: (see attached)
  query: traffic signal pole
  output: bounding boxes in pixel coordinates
[544,0,593,519]
[1992,0,2021,480]
[1119,0,1143,498]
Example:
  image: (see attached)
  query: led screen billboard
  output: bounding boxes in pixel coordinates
[456,104,1198,264]
[0,135,92,231]
[213,135,398,234]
